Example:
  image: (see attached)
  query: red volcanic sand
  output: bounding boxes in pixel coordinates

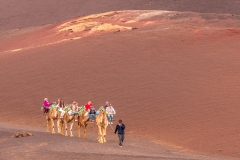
[0,10,240,159]
[1,0,240,31]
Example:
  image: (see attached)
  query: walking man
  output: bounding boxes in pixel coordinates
[114,119,125,148]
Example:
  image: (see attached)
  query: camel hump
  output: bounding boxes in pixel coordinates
[78,106,86,115]
[64,105,71,111]
[84,112,89,117]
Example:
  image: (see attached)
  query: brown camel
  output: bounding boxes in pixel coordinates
[58,106,75,137]
[77,107,89,139]
[45,104,58,134]
[95,107,108,143]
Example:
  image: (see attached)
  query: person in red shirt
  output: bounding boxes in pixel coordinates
[85,101,93,112]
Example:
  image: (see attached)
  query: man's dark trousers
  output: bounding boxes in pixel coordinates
[118,134,124,146]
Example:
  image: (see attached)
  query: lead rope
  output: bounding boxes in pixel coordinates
[109,123,115,132]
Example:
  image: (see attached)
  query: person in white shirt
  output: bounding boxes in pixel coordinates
[106,104,116,124]
[71,101,79,122]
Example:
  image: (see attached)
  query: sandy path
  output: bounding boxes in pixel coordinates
[0,123,235,160]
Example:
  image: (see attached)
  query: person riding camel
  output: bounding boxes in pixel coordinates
[59,99,66,119]
[56,99,60,107]
[71,101,79,122]
[104,101,110,109]
[106,104,116,124]
[89,106,96,122]
[85,101,93,112]
[43,98,52,113]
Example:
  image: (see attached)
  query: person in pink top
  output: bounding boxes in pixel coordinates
[84,101,93,112]
[43,98,52,113]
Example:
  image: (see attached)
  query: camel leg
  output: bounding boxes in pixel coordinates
[59,120,62,135]
[57,119,60,134]
[98,126,103,143]
[51,119,55,134]
[101,127,104,143]
[60,121,64,135]
[70,120,74,137]
[97,125,100,140]
[64,121,68,136]
[46,119,48,132]
[100,127,104,143]
[46,119,50,132]
[83,125,87,139]
[78,123,81,138]
[103,127,107,143]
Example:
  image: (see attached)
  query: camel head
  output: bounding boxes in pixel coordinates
[98,106,105,112]
[96,106,108,124]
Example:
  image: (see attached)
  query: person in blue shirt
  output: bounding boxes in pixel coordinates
[114,119,125,147]
[89,106,96,122]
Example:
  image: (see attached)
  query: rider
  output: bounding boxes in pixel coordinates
[59,99,66,119]
[43,98,52,113]
[89,106,96,122]
[71,101,79,122]
[104,101,110,109]
[106,104,116,124]
[56,99,60,107]
[84,101,93,112]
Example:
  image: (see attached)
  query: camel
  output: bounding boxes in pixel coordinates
[58,105,75,137]
[45,104,59,134]
[77,107,89,139]
[95,107,108,143]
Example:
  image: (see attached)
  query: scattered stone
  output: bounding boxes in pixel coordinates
[13,131,33,138]
[113,30,120,33]
[68,29,73,32]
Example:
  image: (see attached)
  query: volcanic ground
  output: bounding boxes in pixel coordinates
[0,1,240,160]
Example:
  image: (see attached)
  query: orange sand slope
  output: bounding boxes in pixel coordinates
[0,10,240,159]
[0,10,239,53]
[1,0,240,31]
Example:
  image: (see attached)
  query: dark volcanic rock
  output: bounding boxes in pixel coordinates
[14,131,33,138]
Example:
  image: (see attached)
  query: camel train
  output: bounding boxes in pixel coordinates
[43,100,108,143]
